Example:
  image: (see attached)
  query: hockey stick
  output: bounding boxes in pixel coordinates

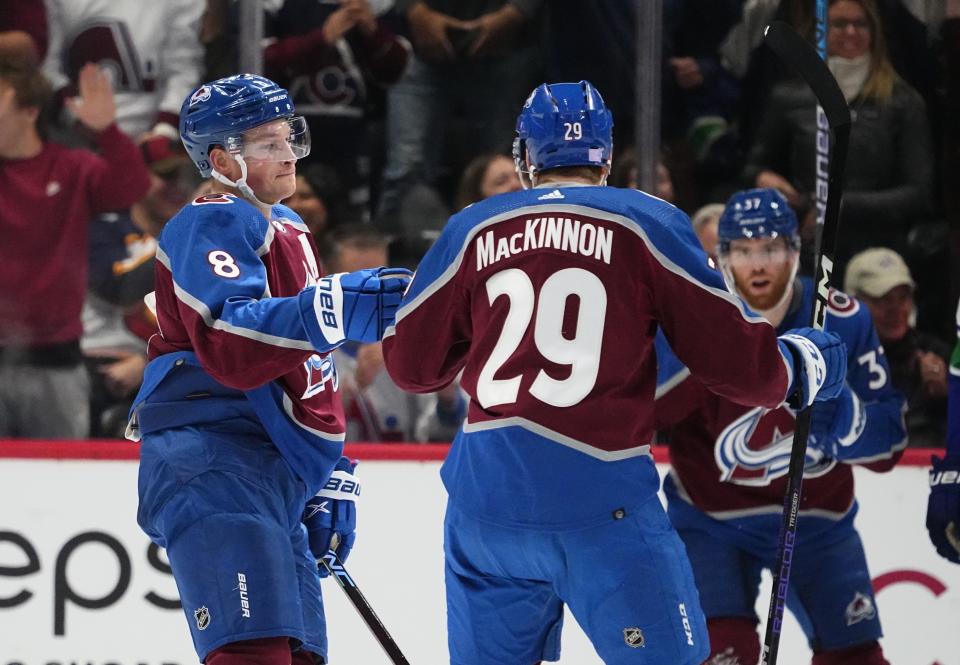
[320,549,412,665]
[759,20,851,665]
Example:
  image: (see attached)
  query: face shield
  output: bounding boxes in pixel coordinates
[223,116,311,164]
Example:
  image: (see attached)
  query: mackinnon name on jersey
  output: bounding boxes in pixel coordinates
[476,217,614,271]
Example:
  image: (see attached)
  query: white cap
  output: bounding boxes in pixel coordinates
[843,247,915,298]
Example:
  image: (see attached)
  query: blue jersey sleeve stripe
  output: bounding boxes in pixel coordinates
[398,202,768,328]
[172,279,315,350]
[655,367,691,399]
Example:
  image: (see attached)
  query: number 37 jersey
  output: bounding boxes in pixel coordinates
[382,185,793,530]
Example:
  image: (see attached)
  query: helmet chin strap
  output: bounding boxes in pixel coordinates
[210,154,272,209]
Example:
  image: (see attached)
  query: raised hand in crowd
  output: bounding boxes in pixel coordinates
[406,2,471,63]
[917,350,949,398]
[343,0,377,36]
[322,0,376,43]
[464,3,525,58]
[669,56,704,90]
[64,62,115,133]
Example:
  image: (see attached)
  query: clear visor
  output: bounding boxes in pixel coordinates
[720,238,794,268]
[225,116,311,163]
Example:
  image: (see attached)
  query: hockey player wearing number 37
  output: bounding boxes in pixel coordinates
[382,81,847,665]
[655,188,908,665]
[126,74,411,665]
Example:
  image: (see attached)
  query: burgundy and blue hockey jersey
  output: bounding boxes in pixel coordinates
[383,184,793,529]
[127,194,345,495]
[656,279,908,545]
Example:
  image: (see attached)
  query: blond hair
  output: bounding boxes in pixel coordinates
[830,0,898,103]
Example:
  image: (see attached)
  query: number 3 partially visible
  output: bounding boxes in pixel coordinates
[477,267,607,409]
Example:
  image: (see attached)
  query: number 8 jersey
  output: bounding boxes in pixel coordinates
[127,194,345,496]
[383,184,795,530]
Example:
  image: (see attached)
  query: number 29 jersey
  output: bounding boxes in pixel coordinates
[382,184,793,530]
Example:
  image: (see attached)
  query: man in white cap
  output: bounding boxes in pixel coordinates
[845,247,949,446]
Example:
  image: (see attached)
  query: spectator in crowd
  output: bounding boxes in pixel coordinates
[43,0,203,148]
[283,163,347,243]
[264,0,410,224]
[379,0,543,219]
[0,55,150,438]
[845,247,949,447]
[455,152,521,210]
[662,0,743,169]
[81,164,194,438]
[0,0,47,63]
[324,225,466,442]
[608,146,677,205]
[691,202,724,266]
[743,0,934,275]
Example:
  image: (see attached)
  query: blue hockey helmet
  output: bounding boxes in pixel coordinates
[717,187,800,254]
[179,74,307,178]
[513,80,613,186]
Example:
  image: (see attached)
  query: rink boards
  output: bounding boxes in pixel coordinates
[0,441,956,665]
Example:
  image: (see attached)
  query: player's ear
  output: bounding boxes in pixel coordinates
[209,146,238,179]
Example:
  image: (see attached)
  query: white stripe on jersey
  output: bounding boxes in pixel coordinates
[463,416,652,462]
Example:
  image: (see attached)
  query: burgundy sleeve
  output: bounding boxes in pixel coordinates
[642,222,790,410]
[264,29,332,78]
[383,279,473,394]
[86,124,152,212]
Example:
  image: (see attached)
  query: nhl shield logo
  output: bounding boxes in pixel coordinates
[194,606,211,631]
[623,627,645,648]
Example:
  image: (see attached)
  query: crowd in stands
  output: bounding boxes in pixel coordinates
[0,0,957,447]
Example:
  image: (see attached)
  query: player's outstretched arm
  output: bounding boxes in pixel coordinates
[301,268,412,350]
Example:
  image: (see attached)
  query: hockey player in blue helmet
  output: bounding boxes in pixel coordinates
[654,187,907,664]
[131,73,411,665]
[512,80,614,188]
[383,81,849,665]
[717,187,802,325]
[179,74,312,209]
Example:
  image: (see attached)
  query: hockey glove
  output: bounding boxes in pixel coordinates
[807,384,866,459]
[778,327,846,410]
[304,456,360,577]
[311,267,412,347]
[926,455,960,564]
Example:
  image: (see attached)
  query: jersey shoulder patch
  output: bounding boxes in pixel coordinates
[191,192,236,206]
[826,288,861,318]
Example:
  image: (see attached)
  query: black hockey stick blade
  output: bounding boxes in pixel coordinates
[764,22,850,130]
[321,550,412,665]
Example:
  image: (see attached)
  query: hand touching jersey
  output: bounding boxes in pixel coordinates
[65,63,116,132]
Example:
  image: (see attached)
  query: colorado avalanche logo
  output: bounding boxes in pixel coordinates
[302,354,338,399]
[189,85,212,106]
[844,591,877,626]
[715,406,836,486]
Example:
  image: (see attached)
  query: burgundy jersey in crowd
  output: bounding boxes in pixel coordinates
[0,125,150,346]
